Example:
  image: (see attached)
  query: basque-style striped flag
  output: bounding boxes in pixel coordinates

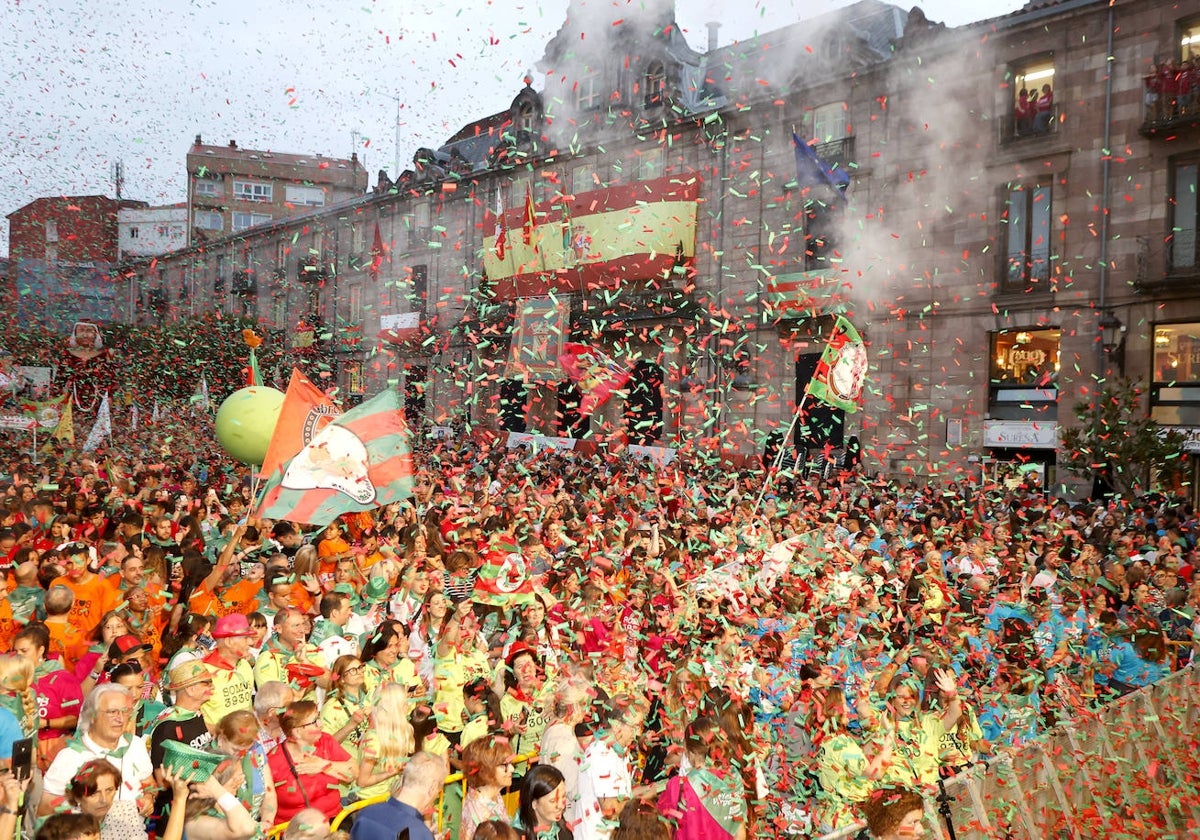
[472,537,536,606]
[259,368,341,480]
[255,388,413,527]
[806,315,867,413]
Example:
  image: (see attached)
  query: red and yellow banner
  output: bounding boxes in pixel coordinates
[483,174,700,300]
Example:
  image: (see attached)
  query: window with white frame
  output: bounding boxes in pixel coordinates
[45,220,58,242]
[638,147,663,179]
[285,185,325,206]
[233,180,273,202]
[572,165,596,195]
[129,227,139,239]
[232,212,272,232]
[576,72,602,110]
[812,102,848,142]
[195,179,222,198]
[194,211,223,231]
[348,284,364,323]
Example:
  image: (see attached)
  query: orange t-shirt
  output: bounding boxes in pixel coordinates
[45,620,86,671]
[49,573,116,636]
[189,579,263,617]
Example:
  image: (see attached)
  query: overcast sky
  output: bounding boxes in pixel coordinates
[0,0,1024,252]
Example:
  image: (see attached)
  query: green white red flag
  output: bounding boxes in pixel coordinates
[255,388,413,527]
[472,537,536,606]
[806,315,867,413]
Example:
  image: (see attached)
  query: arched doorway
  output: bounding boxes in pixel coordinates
[498,379,528,432]
[624,361,663,445]
[557,381,586,439]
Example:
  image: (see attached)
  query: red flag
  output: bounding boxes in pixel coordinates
[558,342,630,415]
[259,369,341,480]
[255,388,413,527]
[522,185,536,245]
[369,223,385,280]
[493,193,507,260]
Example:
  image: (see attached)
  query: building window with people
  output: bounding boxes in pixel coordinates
[1008,60,1055,138]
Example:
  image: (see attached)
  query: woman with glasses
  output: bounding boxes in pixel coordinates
[267,700,355,825]
[459,735,516,840]
[319,655,371,766]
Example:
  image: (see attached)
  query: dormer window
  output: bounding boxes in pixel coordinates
[643,61,666,108]
[517,102,535,134]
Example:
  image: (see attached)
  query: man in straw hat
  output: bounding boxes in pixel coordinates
[147,661,215,819]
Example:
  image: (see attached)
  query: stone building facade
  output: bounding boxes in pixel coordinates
[125,0,1200,497]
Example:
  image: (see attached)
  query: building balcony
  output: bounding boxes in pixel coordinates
[814,136,856,170]
[1139,100,1200,138]
[1134,235,1200,291]
[998,105,1059,145]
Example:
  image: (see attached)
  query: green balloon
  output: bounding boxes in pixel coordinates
[214,386,286,465]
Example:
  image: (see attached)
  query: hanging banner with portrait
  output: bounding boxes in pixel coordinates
[506,296,566,383]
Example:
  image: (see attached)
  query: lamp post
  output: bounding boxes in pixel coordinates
[1098,309,1125,375]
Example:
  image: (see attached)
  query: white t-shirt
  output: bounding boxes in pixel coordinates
[44,732,153,799]
[540,723,583,824]
[575,737,631,840]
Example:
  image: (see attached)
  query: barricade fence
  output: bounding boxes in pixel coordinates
[818,664,1200,840]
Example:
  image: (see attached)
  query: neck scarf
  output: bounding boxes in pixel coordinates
[682,764,744,837]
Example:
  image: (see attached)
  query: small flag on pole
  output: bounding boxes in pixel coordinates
[493,193,507,260]
[806,315,867,413]
[522,185,536,245]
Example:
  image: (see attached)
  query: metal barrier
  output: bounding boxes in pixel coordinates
[816,665,1200,839]
[270,751,537,837]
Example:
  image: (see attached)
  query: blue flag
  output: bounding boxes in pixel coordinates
[792,132,850,201]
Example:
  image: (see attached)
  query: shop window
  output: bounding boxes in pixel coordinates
[405,365,428,427]
[1151,322,1200,426]
[989,328,1061,420]
[1002,182,1053,290]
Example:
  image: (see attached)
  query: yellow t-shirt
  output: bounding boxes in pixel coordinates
[816,732,874,832]
[356,730,410,800]
[884,712,946,786]
[201,655,255,728]
[254,643,328,694]
[364,657,424,699]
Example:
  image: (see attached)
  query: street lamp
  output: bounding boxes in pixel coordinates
[1098,309,1125,373]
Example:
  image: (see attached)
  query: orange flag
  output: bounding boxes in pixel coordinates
[258,369,341,479]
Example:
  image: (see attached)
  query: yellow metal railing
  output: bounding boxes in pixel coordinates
[271,751,537,836]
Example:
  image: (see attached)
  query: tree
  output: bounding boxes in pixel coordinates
[1059,378,1188,497]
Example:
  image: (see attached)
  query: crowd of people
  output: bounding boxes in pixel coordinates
[0,427,1193,840]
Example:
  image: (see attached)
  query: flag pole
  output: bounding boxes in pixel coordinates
[753,391,809,515]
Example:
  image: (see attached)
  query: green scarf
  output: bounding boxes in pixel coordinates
[683,764,744,836]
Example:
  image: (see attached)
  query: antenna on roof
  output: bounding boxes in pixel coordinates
[112,160,124,200]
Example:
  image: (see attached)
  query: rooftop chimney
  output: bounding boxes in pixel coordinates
[706,21,720,52]
[194,133,202,145]
[228,140,237,149]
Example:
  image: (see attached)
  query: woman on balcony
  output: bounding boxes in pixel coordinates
[1032,84,1054,134]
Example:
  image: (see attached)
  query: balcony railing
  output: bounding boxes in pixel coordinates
[998,104,1059,144]
[1139,97,1200,137]
[814,136,856,171]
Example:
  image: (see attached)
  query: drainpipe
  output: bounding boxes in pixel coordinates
[1096,1,1115,373]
